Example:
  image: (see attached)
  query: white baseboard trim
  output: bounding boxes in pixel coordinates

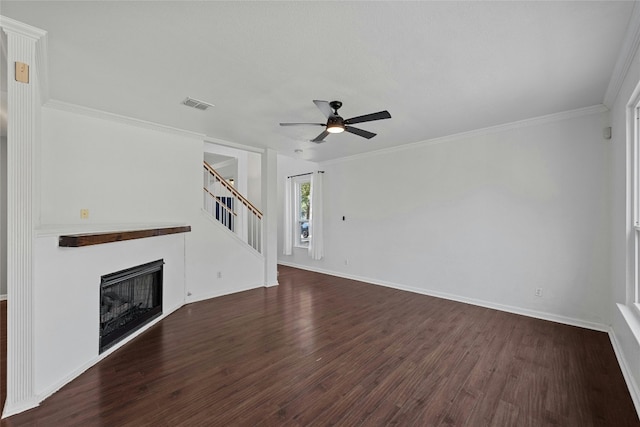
[609,326,640,417]
[277,261,608,332]
[25,302,184,415]
[1,397,40,419]
[0,294,6,301]
[2,281,270,419]
[185,282,264,304]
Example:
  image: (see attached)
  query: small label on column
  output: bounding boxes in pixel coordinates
[15,62,29,83]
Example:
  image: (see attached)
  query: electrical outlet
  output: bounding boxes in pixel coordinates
[80,208,89,219]
[535,288,543,297]
[217,271,222,279]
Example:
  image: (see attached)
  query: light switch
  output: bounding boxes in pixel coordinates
[15,62,29,83]
[80,209,89,219]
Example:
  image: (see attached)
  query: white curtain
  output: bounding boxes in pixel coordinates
[308,171,324,260]
[283,177,293,255]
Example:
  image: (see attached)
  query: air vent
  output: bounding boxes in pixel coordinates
[181,97,214,111]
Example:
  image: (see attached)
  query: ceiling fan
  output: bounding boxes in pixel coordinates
[280,100,391,143]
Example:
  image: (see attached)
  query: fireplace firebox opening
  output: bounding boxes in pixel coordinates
[99,259,164,353]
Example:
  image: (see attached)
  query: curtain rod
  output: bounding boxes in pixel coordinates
[287,171,325,179]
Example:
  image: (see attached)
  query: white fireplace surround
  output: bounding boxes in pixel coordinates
[31,224,187,410]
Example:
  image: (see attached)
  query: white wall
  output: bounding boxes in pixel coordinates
[279,111,611,328]
[186,211,264,302]
[203,142,248,202]
[40,106,264,295]
[247,151,262,210]
[208,157,238,184]
[41,108,200,224]
[31,105,265,400]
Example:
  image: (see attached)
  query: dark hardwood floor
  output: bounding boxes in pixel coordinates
[1,266,638,426]
[1,300,5,419]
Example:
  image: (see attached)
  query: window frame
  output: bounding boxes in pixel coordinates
[631,90,640,312]
[635,104,640,306]
[293,175,311,248]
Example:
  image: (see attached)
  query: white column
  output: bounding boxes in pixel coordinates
[1,16,47,418]
[261,149,278,286]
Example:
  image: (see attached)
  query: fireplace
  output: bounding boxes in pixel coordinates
[99,259,164,353]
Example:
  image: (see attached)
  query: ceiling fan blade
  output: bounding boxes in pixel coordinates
[344,110,391,125]
[280,123,325,126]
[313,100,333,118]
[345,126,376,139]
[311,130,330,143]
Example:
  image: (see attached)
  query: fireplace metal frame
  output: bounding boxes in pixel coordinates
[99,259,164,353]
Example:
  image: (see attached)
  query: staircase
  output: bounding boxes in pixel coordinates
[203,161,263,253]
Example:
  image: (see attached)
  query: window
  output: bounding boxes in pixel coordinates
[632,99,640,307]
[293,176,311,247]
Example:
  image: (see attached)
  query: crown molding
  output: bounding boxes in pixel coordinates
[35,31,49,103]
[604,2,640,108]
[204,136,265,154]
[321,104,609,166]
[0,15,46,40]
[44,100,267,154]
[44,99,207,140]
[0,15,49,103]
[206,157,237,171]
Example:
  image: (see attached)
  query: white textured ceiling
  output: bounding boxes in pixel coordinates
[1,1,634,161]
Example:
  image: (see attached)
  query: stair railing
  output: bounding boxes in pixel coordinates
[203,161,263,253]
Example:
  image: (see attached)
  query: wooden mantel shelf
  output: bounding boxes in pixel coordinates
[59,226,191,247]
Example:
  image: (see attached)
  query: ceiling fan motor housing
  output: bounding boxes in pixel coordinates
[329,100,343,112]
[327,115,344,126]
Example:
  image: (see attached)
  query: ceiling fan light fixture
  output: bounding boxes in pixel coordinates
[326,116,345,133]
[327,124,345,133]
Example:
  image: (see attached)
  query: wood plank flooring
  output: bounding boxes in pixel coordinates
[1,300,5,419]
[1,266,638,426]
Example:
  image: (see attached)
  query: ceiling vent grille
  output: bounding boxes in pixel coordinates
[182,97,214,111]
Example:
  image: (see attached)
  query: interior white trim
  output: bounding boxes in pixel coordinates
[0,15,46,39]
[44,99,207,141]
[609,320,640,417]
[185,282,265,305]
[208,157,236,171]
[24,302,184,418]
[34,32,48,103]
[625,78,640,306]
[321,104,609,166]
[43,99,266,155]
[278,261,609,333]
[0,294,6,301]
[204,135,265,154]
[0,397,39,419]
[0,15,48,103]
[604,2,640,108]
[1,22,43,419]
